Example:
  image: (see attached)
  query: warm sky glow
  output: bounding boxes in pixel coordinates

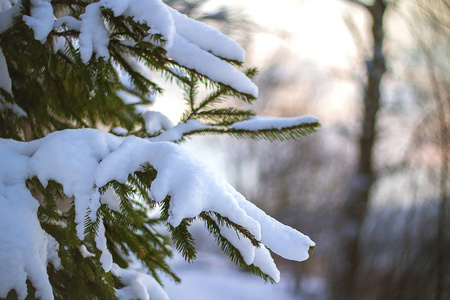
[152,0,376,125]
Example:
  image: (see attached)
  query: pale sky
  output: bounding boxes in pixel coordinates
[153,0,369,123]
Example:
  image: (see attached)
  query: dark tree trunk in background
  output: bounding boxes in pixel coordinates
[331,1,387,299]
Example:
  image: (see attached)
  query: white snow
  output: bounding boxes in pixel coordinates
[94,134,262,240]
[52,36,66,54]
[54,16,82,31]
[168,6,245,62]
[0,45,27,117]
[149,119,214,142]
[103,0,175,48]
[100,187,121,211]
[143,111,174,135]
[0,100,27,117]
[235,193,315,262]
[28,129,122,240]
[216,219,256,265]
[253,245,281,282]
[22,0,53,43]
[112,127,129,136]
[112,263,169,300]
[95,218,113,272]
[0,128,315,298]
[0,141,61,300]
[168,33,257,96]
[22,0,258,96]
[0,0,21,34]
[0,45,11,94]
[79,2,110,63]
[1,0,12,11]
[79,245,95,258]
[164,252,298,300]
[232,115,319,131]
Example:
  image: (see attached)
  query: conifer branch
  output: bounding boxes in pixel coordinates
[1,2,318,297]
[181,121,320,141]
[199,212,276,283]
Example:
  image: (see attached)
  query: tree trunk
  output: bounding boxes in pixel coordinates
[331,1,387,299]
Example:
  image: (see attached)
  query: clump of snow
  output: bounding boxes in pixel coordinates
[54,16,82,31]
[0,45,11,94]
[79,2,110,63]
[0,0,21,34]
[234,191,315,262]
[22,0,54,43]
[28,129,122,239]
[149,120,215,142]
[0,142,60,300]
[232,115,319,131]
[1,0,12,11]
[95,218,113,272]
[168,33,258,96]
[52,36,67,54]
[103,0,175,48]
[112,263,169,300]
[217,220,255,265]
[100,187,121,211]
[79,245,95,258]
[143,111,174,135]
[211,217,281,282]
[112,127,129,136]
[168,6,245,62]
[0,45,27,117]
[253,246,280,282]
[0,101,27,117]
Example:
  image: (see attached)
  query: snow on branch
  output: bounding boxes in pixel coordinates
[157,116,319,143]
[22,0,54,43]
[112,263,169,300]
[79,2,110,63]
[0,139,61,300]
[0,44,27,116]
[26,0,257,96]
[168,6,245,62]
[146,116,320,143]
[0,0,21,34]
[0,128,315,298]
[1,2,319,298]
[231,115,319,131]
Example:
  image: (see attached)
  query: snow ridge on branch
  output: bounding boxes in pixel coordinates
[6,0,257,96]
[0,129,315,299]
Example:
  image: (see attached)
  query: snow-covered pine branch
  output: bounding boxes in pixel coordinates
[0,1,319,299]
[3,0,257,96]
[1,129,315,299]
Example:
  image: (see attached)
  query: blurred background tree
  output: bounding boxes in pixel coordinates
[192,0,449,299]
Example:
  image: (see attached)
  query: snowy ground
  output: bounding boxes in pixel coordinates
[163,252,302,300]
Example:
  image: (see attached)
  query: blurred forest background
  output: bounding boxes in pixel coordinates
[162,0,449,299]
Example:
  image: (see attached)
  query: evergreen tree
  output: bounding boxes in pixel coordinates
[0,0,320,299]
